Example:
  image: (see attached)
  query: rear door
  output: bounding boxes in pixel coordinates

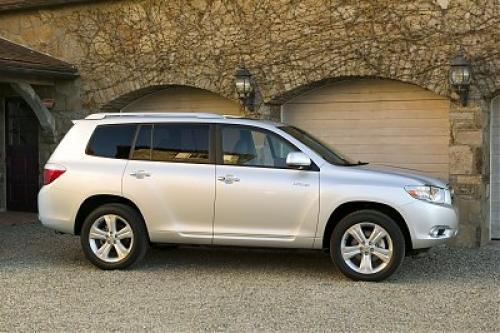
[122,123,215,244]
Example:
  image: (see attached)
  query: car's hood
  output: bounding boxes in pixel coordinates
[350,164,449,188]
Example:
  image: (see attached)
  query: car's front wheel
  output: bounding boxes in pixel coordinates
[81,203,149,270]
[330,210,405,281]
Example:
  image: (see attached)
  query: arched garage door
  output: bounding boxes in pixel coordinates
[121,86,242,116]
[282,79,450,179]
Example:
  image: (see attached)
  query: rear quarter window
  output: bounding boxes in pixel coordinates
[86,124,137,159]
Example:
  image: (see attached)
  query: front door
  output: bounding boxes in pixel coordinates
[5,98,39,212]
[213,125,320,248]
[122,123,215,244]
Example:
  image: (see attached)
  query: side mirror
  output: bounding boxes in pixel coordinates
[286,152,311,169]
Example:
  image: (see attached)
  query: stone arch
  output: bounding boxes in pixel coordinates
[9,82,57,138]
[101,84,241,115]
[267,75,448,106]
[100,83,235,112]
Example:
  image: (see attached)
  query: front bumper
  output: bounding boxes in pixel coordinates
[401,200,459,249]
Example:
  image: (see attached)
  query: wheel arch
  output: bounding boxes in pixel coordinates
[322,201,413,251]
[74,194,147,236]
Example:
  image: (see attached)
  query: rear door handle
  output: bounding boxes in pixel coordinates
[130,170,151,179]
[217,175,240,184]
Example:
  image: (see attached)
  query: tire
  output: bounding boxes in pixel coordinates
[80,203,149,270]
[330,210,405,281]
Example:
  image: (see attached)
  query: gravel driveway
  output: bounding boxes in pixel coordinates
[0,213,499,332]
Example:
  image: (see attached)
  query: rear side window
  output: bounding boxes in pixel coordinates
[151,124,210,163]
[86,124,137,159]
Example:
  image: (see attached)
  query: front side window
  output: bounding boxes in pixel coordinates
[151,124,210,163]
[279,125,356,166]
[221,125,298,168]
[86,124,136,159]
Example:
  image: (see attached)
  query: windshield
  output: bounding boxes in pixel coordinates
[279,125,358,166]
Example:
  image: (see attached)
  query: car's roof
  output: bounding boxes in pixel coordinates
[79,112,285,128]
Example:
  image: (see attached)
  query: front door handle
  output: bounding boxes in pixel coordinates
[217,175,240,184]
[130,170,151,179]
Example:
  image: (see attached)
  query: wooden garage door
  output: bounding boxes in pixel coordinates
[121,86,242,116]
[282,79,450,179]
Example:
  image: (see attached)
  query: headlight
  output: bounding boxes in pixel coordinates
[404,185,448,204]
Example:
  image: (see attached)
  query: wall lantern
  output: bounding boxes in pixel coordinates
[449,49,472,106]
[234,66,255,111]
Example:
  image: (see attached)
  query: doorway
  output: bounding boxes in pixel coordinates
[5,98,39,212]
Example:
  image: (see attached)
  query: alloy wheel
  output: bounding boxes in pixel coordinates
[88,214,134,263]
[340,222,393,274]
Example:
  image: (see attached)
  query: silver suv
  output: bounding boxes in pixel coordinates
[39,113,458,281]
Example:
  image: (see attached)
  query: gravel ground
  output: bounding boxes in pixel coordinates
[0,213,499,332]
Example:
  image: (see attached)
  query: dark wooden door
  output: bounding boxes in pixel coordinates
[5,98,39,212]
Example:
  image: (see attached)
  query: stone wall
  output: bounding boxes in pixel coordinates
[0,90,6,211]
[0,0,498,245]
[449,88,489,246]
[0,0,497,110]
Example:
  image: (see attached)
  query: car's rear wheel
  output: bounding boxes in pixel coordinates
[330,210,405,281]
[81,203,149,270]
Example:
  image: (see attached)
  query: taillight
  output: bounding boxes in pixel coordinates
[43,165,66,185]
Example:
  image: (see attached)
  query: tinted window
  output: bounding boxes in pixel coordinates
[221,125,298,168]
[131,125,152,160]
[86,124,136,159]
[152,124,210,163]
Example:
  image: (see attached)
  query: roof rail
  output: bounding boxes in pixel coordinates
[85,112,225,120]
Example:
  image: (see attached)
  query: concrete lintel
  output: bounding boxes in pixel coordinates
[9,81,57,138]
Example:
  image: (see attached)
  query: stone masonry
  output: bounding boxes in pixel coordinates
[0,0,498,246]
